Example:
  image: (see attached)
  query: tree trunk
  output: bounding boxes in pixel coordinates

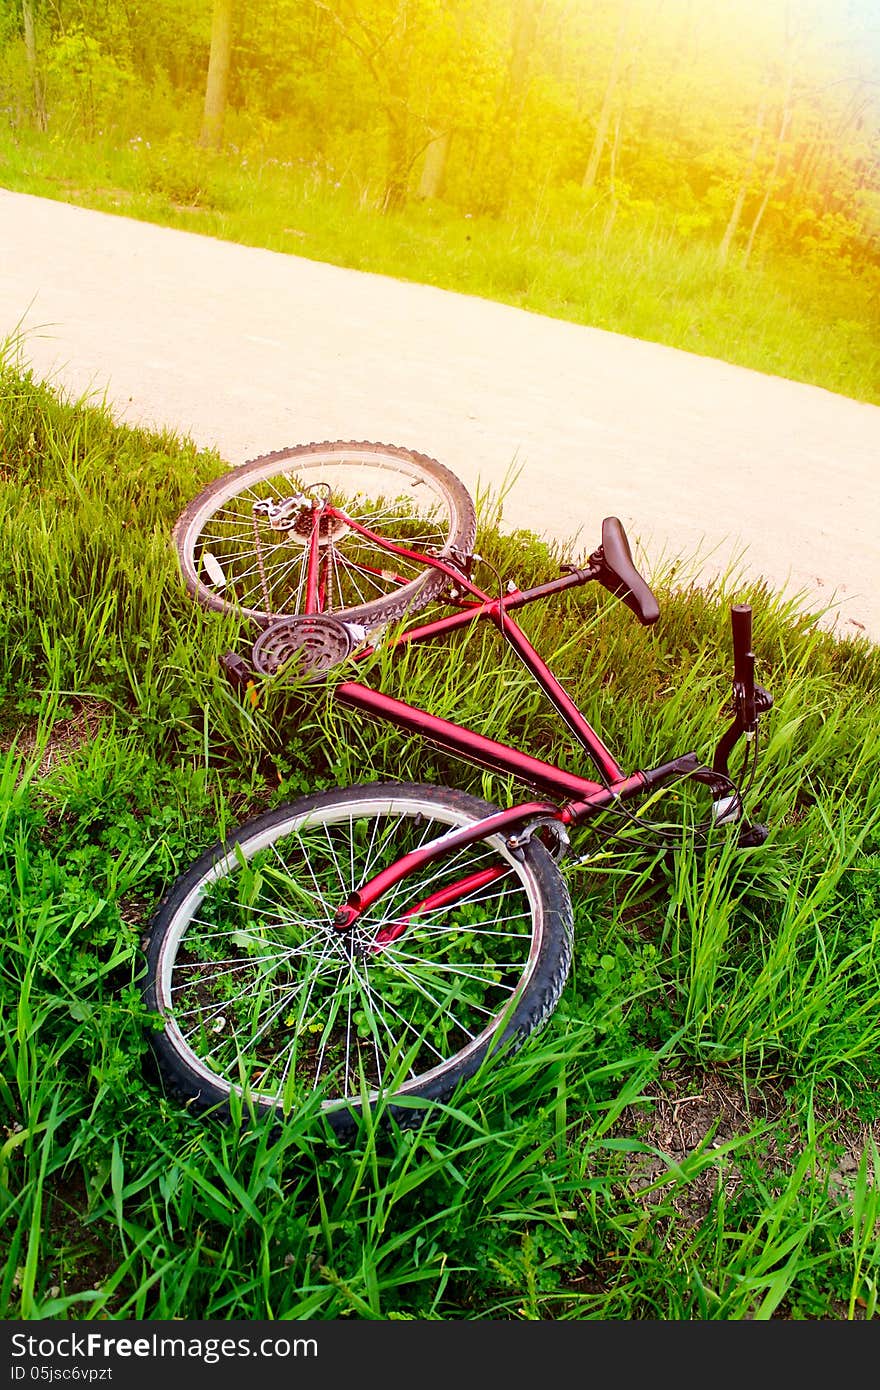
[418,130,452,200]
[22,0,47,132]
[582,0,632,192]
[603,109,623,236]
[744,57,795,263]
[507,0,540,98]
[481,0,543,214]
[200,0,234,151]
[718,85,768,264]
[382,110,411,212]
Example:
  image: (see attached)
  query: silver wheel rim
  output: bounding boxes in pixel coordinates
[154,792,545,1114]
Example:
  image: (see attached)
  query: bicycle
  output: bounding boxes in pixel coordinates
[144,441,773,1134]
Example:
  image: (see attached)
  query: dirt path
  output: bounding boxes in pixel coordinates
[2,188,878,643]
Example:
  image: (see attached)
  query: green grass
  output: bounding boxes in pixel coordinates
[2,125,879,407]
[1,337,879,1320]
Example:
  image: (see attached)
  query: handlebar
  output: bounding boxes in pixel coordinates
[711,602,773,783]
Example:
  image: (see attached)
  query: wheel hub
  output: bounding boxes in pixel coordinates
[252,494,350,545]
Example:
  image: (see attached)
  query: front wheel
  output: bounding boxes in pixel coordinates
[143,783,573,1134]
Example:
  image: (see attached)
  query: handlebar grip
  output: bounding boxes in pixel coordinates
[731,605,753,684]
[731,604,756,727]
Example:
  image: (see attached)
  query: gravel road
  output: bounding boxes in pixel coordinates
[2,187,878,642]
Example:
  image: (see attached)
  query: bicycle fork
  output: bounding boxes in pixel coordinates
[328,773,659,943]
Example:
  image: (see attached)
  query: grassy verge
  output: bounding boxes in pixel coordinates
[1,338,879,1320]
[2,126,879,407]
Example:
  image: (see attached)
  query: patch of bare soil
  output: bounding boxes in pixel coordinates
[616,1065,878,1223]
[1,696,110,778]
[579,1066,878,1317]
[7,1170,131,1317]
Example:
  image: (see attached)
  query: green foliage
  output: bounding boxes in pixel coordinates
[1,0,878,273]
[46,24,132,138]
[137,132,218,207]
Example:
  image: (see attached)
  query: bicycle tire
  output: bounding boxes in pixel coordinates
[143,782,573,1134]
[172,441,477,629]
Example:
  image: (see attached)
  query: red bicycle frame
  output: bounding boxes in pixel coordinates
[288,501,725,932]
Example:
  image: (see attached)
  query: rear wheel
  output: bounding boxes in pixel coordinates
[172,441,477,629]
[144,783,573,1133]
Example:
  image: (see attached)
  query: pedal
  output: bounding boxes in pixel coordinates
[738,822,769,848]
[219,651,260,708]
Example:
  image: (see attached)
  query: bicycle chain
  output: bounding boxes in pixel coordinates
[253,510,273,618]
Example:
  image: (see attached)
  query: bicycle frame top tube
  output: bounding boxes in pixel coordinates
[306,502,628,786]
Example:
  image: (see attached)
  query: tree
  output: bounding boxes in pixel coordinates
[200,0,234,150]
[718,79,769,264]
[418,128,452,198]
[312,0,470,213]
[744,42,796,262]
[581,0,632,192]
[479,0,544,215]
[21,0,47,130]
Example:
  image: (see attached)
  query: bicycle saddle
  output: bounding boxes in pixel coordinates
[591,517,660,626]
